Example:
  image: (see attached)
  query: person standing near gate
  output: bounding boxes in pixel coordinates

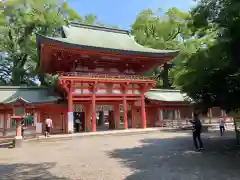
[21,120,26,138]
[75,114,81,132]
[219,117,226,136]
[190,113,204,151]
[45,116,53,137]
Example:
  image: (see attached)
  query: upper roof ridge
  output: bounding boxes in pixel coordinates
[68,21,130,35]
[150,88,181,92]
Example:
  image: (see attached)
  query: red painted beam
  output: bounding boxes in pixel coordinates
[72,94,141,97]
[39,42,174,73]
[44,42,173,60]
[73,97,140,101]
[60,77,155,84]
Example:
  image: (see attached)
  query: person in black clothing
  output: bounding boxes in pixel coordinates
[190,113,204,151]
[21,120,25,138]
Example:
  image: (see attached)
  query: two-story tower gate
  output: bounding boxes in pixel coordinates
[37,22,178,133]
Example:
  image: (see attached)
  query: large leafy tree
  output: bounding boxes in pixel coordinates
[131,8,199,89]
[176,0,240,111]
[0,53,11,85]
[0,0,110,86]
[0,0,81,85]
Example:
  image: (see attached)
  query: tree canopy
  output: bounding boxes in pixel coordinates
[0,0,82,85]
[0,0,114,86]
[131,8,211,90]
[131,8,187,88]
[175,0,240,111]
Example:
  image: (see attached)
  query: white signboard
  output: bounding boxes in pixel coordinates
[68,112,74,133]
[36,123,42,133]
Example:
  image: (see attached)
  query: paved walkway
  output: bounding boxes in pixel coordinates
[0,131,239,180]
[0,128,176,147]
[28,127,177,141]
[27,125,234,141]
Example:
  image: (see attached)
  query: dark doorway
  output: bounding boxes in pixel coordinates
[74,112,85,132]
[108,111,115,129]
[128,110,132,128]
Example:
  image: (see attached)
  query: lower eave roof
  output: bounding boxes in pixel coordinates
[0,86,191,105]
[145,89,192,103]
[0,86,62,104]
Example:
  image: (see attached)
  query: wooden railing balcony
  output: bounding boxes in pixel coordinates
[59,72,156,81]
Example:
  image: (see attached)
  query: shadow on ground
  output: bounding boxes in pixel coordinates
[109,132,240,180]
[0,162,68,180]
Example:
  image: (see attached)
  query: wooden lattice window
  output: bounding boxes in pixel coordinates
[24,115,34,127]
[24,109,35,127]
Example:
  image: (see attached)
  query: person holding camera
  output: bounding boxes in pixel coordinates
[189,113,204,151]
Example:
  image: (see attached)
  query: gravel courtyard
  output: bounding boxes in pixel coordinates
[0,131,240,180]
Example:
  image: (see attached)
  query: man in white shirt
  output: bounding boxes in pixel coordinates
[45,116,53,137]
[219,118,225,136]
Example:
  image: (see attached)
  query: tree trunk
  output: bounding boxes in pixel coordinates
[11,68,21,85]
[162,63,170,89]
[39,74,47,86]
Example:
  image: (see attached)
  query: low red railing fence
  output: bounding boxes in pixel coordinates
[155,116,234,128]
[59,72,156,81]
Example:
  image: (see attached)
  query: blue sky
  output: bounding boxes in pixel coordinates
[67,0,196,30]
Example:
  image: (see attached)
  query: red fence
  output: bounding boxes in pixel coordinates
[156,116,234,128]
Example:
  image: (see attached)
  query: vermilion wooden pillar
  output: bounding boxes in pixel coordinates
[123,97,128,129]
[3,112,7,136]
[92,93,96,132]
[15,120,22,137]
[141,95,147,128]
[113,104,120,129]
[131,105,136,128]
[67,83,74,133]
[68,93,73,113]
[83,105,87,132]
[84,104,92,131]
[37,110,41,123]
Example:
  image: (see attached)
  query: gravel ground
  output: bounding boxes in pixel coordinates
[0,131,240,180]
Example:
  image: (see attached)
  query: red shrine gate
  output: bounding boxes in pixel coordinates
[37,22,178,132]
[59,75,155,132]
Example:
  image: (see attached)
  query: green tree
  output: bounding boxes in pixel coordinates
[176,0,240,111]
[0,0,81,86]
[0,53,11,85]
[131,8,193,88]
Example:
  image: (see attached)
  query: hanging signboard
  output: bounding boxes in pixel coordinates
[13,107,25,116]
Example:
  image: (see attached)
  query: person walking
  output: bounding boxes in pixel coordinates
[21,120,26,138]
[45,116,53,137]
[219,118,226,136]
[75,115,81,132]
[190,113,204,151]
